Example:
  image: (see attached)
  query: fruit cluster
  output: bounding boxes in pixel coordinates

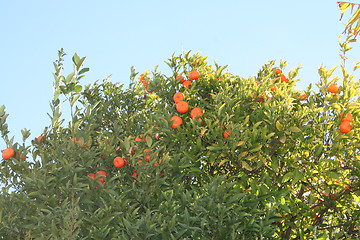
[340,112,353,134]
[326,83,354,134]
[170,70,203,129]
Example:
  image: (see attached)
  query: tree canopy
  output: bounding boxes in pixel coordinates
[0,5,360,238]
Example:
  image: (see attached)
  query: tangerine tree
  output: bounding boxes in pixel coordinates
[1,36,360,239]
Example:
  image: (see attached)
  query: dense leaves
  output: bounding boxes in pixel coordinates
[1,41,360,239]
[339,1,360,38]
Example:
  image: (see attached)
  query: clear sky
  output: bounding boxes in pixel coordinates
[1,0,359,150]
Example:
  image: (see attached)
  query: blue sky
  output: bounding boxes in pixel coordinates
[0,0,359,150]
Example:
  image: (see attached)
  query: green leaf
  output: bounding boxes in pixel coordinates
[265,132,275,139]
[279,203,291,213]
[314,144,323,157]
[218,103,226,117]
[70,95,81,107]
[289,126,301,133]
[73,54,86,70]
[65,72,75,83]
[249,143,262,152]
[243,115,250,126]
[253,121,263,129]
[276,121,283,131]
[241,161,252,171]
[327,171,341,179]
[218,159,228,167]
[73,85,82,93]
[73,53,80,66]
[292,171,303,184]
[79,67,90,75]
[21,128,31,141]
[282,172,293,183]
[339,2,352,16]
[146,135,153,148]
[124,137,130,151]
[279,135,286,143]
[237,141,245,146]
[0,105,5,117]
[207,145,223,151]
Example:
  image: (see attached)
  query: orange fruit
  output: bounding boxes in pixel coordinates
[274,68,282,75]
[182,80,192,88]
[173,92,185,103]
[170,116,183,129]
[340,121,352,134]
[176,75,186,84]
[327,83,339,93]
[190,108,203,120]
[113,157,125,168]
[2,147,15,160]
[299,93,307,101]
[223,130,232,139]
[340,112,353,122]
[97,177,105,184]
[257,96,264,102]
[280,74,289,83]
[188,70,200,80]
[132,169,138,177]
[71,137,87,145]
[145,154,151,161]
[37,136,44,143]
[96,170,107,183]
[176,101,189,113]
[88,173,96,179]
[138,74,146,82]
[144,149,151,161]
[270,85,277,92]
[135,135,146,142]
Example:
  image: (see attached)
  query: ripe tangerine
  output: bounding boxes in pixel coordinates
[176,75,186,84]
[223,130,232,139]
[299,93,307,101]
[176,101,189,113]
[328,83,339,93]
[170,116,183,129]
[190,108,203,120]
[2,147,15,160]
[340,112,353,122]
[182,80,192,88]
[37,136,44,143]
[188,70,200,80]
[340,121,352,134]
[173,92,185,103]
[274,68,282,75]
[88,173,96,179]
[280,74,289,83]
[96,170,107,183]
[114,157,125,168]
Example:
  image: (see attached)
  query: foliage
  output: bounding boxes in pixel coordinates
[339,1,360,38]
[1,39,360,239]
